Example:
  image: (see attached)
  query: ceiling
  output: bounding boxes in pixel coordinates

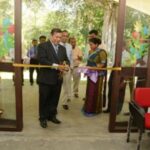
[114,0,150,15]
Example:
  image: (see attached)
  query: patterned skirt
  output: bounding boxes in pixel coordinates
[83,76,104,116]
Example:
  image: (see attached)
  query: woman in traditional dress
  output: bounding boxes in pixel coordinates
[83,38,107,116]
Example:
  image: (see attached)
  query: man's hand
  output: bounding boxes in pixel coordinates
[58,64,69,72]
[64,64,69,71]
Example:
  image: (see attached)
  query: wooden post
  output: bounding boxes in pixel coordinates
[14,0,23,131]
[109,0,126,132]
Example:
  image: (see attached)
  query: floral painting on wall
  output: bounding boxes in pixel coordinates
[130,21,149,59]
[0,17,14,61]
[125,21,150,67]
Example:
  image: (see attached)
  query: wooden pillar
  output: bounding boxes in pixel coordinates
[109,0,126,132]
[14,0,23,131]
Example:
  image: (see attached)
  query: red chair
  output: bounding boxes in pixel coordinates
[127,88,150,150]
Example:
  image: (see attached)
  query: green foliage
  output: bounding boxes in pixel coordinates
[1,0,150,63]
[43,11,72,31]
[0,0,105,58]
[22,0,104,54]
[0,0,11,16]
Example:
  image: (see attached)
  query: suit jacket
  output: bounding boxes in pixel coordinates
[37,40,70,85]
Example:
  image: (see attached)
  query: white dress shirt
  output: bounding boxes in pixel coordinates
[60,42,73,66]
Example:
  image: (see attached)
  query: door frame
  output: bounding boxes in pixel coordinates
[108,0,150,132]
[0,0,22,131]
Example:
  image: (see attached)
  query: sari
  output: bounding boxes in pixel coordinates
[83,48,107,116]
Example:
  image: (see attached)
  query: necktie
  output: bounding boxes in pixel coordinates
[54,45,58,55]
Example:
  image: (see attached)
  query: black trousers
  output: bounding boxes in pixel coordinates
[29,58,39,84]
[39,80,62,121]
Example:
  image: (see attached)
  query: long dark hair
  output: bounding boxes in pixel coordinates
[89,38,101,45]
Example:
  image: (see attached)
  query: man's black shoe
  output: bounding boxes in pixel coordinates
[74,94,79,98]
[40,120,47,128]
[123,112,130,116]
[62,105,69,110]
[49,117,61,124]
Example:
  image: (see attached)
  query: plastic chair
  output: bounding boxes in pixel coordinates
[127,88,150,150]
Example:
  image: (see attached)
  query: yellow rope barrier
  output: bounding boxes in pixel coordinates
[79,66,121,71]
[13,63,65,69]
[13,63,122,71]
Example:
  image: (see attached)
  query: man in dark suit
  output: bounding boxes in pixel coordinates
[37,28,70,128]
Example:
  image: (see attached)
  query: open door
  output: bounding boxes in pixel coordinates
[0,0,22,131]
[109,0,150,132]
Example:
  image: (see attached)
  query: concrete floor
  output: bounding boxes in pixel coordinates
[0,80,150,150]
